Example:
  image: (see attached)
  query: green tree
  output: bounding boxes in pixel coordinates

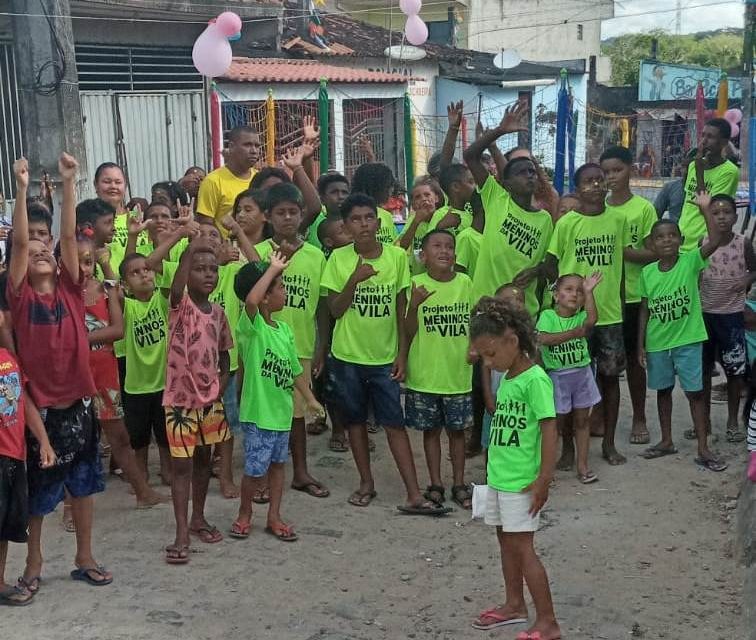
[602,30,742,86]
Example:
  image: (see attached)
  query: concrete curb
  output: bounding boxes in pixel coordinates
[736,477,755,640]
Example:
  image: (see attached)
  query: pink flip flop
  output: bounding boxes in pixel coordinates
[471,608,528,630]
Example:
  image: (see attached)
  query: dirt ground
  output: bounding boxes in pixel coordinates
[4,386,746,640]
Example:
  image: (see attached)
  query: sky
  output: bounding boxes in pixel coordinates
[601,0,744,38]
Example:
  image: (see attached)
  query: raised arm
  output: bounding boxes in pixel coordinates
[244,250,288,319]
[463,101,528,187]
[9,159,30,292]
[440,101,463,172]
[397,209,434,250]
[327,257,377,319]
[221,214,260,263]
[695,193,722,259]
[582,271,601,328]
[283,144,322,230]
[58,153,80,283]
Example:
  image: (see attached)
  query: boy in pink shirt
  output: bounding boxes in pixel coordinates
[163,239,233,564]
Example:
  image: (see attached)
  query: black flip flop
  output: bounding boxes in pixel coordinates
[70,565,113,586]
[694,456,728,472]
[397,503,452,517]
[0,585,34,606]
[640,445,678,460]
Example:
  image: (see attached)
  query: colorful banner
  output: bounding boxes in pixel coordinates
[638,60,743,102]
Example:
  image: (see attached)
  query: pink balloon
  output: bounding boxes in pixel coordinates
[725,108,743,124]
[215,11,242,37]
[729,122,740,139]
[405,14,428,46]
[400,0,422,16]
[192,24,232,78]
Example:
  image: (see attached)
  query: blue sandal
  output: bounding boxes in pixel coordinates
[70,565,113,586]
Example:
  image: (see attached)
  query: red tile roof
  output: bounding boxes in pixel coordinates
[222,57,408,84]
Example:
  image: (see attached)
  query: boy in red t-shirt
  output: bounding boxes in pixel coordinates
[0,312,55,605]
[7,155,113,589]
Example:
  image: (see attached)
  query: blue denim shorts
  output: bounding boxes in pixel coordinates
[28,457,104,517]
[241,422,289,478]
[223,372,241,435]
[647,342,703,392]
[405,391,472,432]
[328,357,404,427]
[482,411,492,448]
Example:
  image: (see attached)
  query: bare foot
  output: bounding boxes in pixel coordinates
[629,419,650,445]
[136,490,170,509]
[601,444,627,465]
[220,480,240,499]
[556,446,574,471]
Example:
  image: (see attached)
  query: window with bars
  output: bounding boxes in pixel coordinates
[75,44,203,91]
[0,43,23,205]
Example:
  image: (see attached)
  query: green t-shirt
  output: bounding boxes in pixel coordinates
[536,309,591,371]
[255,240,326,359]
[321,244,410,365]
[487,364,555,492]
[405,272,473,394]
[606,195,656,304]
[473,176,553,315]
[306,208,327,251]
[236,310,303,431]
[639,249,708,352]
[377,207,398,245]
[109,211,151,276]
[399,205,472,276]
[123,292,169,394]
[547,208,628,326]
[455,227,482,279]
[679,159,739,251]
[208,262,243,371]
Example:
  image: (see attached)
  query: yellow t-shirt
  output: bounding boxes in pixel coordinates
[196,166,256,238]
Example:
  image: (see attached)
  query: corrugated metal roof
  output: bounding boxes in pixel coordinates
[222,57,408,83]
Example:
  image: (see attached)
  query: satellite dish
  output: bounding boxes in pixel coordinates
[493,49,522,70]
[384,45,427,61]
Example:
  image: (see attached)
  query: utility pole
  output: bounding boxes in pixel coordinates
[675,0,683,35]
[10,0,88,195]
[743,1,755,186]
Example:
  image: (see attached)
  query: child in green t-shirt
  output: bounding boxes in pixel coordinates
[404,230,473,509]
[398,178,443,258]
[536,272,602,484]
[229,188,268,253]
[350,163,398,245]
[543,163,630,467]
[469,297,560,639]
[600,145,658,447]
[231,253,324,542]
[321,193,448,515]
[250,182,330,500]
[638,206,727,472]
[308,173,350,253]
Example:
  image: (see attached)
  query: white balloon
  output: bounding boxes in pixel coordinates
[192,24,233,78]
[405,14,428,46]
[400,0,422,16]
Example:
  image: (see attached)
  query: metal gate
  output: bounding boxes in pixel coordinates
[80,91,207,200]
[0,43,23,206]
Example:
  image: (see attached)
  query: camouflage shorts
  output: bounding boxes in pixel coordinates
[588,324,626,377]
[404,390,473,432]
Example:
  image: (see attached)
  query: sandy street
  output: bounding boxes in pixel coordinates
[3,388,745,639]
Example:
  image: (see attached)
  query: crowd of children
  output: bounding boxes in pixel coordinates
[0,100,753,639]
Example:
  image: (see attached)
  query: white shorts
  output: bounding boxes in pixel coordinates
[484,487,540,532]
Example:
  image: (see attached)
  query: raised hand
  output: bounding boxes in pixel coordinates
[356,134,375,161]
[498,100,529,135]
[221,214,240,236]
[447,100,464,129]
[58,152,79,182]
[351,256,378,284]
[95,246,112,267]
[282,146,305,171]
[410,283,434,308]
[217,241,240,265]
[301,138,319,159]
[127,209,151,236]
[177,197,195,220]
[302,114,320,142]
[695,191,712,212]
[13,157,29,190]
[583,271,603,292]
[269,250,289,272]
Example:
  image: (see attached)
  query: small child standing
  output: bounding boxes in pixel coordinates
[699,194,756,443]
[536,272,602,484]
[470,297,560,639]
[163,239,233,564]
[230,253,325,541]
[0,314,55,606]
[638,206,727,472]
[404,230,473,509]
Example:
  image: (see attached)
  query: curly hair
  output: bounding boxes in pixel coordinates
[351,162,394,203]
[470,296,537,356]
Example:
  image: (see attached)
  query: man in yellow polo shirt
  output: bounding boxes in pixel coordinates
[197,126,261,236]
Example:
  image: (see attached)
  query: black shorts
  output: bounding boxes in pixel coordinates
[588,324,627,377]
[623,302,641,356]
[0,455,28,543]
[123,391,168,449]
[703,312,747,377]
